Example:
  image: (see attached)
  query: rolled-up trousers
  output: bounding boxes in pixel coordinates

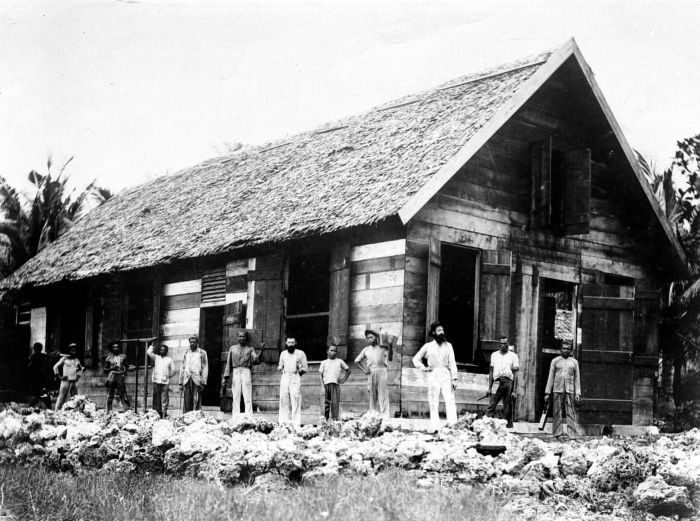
[427,367,457,431]
[232,367,253,416]
[152,383,170,418]
[368,367,390,419]
[487,377,514,425]
[553,392,579,437]
[107,374,130,412]
[279,373,302,426]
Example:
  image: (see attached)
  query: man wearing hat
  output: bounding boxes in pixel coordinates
[53,343,83,411]
[354,329,390,418]
[412,322,458,432]
[179,335,208,413]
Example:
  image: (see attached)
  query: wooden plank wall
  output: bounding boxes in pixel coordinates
[403,83,665,424]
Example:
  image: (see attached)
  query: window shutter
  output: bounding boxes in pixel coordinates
[328,242,351,360]
[201,268,226,306]
[580,282,634,424]
[479,250,512,352]
[425,238,441,338]
[248,253,284,363]
[530,138,552,229]
[562,148,591,236]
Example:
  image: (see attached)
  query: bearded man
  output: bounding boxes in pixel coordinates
[412,322,458,432]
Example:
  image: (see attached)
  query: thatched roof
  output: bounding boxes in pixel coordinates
[2,48,558,289]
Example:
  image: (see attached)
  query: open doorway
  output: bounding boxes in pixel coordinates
[536,278,577,417]
[201,306,223,406]
[438,244,479,364]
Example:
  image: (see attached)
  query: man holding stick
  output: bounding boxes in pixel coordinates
[147,343,174,418]
[486,335,519,428]
[179,335,208,413]
[104,342,131,413]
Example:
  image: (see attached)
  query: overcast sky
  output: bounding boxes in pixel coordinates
[1,0,699,195]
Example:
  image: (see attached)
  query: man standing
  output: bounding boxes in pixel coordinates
[222,331,262,416]
[486,335,520,428]
[354,329,390,419]
[147,343,175,418]
[412,322,458,432]
[277,336,308,426]
[179,335,208,413]
[104,342,131,413]
[545,340,581,439]
[27,343,49,407]
[53,344,83,411]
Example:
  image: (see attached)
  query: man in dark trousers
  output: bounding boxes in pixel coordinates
[545,340,581,439]
[27,342,50,407]
[486,335,519,428]
[179,335,208,413]
[104,342,131,413]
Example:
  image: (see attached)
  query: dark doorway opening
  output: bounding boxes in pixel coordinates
[536,278,577,417]
[201,306,223,406]
[286,249,331,361]
[438,244,478,364]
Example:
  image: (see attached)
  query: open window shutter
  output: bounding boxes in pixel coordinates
[580,282,634,424]
[562,148,591,236]
[425,238,441,338]
[479,250,512,353]
[530,138,552,229]
[328,242,351,360]
[248,253,284,363]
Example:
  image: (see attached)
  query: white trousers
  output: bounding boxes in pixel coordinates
[279,373,302,426]
[231,367,253,416]
[427,367,457,431]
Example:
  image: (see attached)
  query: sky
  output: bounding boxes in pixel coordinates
[1,0,699,196]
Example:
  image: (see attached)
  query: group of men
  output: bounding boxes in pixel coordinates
[33,322,581,438]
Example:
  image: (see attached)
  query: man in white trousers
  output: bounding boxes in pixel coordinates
[277,336,308,426]
[412,322,458,432]
[222,330,262,416]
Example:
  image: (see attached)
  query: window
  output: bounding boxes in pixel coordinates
[531,138,591,235]
[285,250,331,360]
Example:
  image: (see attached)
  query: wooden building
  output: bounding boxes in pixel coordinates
[2,39,687,425]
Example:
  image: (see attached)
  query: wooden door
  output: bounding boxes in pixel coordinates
[479,250,512,354]
[579,282,634,424]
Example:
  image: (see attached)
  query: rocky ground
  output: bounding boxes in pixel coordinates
[0,396,698,521]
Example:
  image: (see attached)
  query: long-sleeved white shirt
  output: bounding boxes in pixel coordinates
[147,346,175,384]
[412,340,458,381]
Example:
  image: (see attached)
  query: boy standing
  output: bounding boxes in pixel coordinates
[319,344,351,420]
[53,344,83,411]
[147,343,175,418]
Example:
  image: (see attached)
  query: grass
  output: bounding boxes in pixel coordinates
[0,465,505,521]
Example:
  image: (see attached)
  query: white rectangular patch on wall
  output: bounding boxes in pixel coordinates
[350,239,406,262]
[30,307,47,351]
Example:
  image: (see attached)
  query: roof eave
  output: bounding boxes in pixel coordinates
[397,37,689,277]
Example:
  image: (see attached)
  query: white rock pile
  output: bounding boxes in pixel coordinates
[1,396,699,520]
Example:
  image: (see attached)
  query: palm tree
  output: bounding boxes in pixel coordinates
[638,134,700,412]
[0,155,112,276]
